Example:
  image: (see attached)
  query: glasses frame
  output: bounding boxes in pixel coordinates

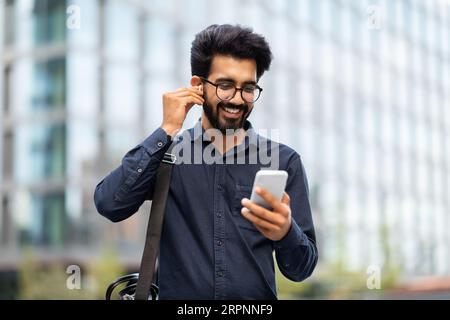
[199,77,263,103]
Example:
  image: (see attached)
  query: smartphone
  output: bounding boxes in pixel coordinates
[250,170,288,209]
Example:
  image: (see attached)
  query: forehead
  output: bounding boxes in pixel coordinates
[209,55,257,83]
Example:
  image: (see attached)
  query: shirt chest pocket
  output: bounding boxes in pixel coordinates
[232,184,259,232]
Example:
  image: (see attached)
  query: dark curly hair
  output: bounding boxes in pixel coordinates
[190,24,273,81]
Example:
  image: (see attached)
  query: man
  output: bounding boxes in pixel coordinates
[94,24,318,299]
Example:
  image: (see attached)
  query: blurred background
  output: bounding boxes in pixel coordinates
[0,0,449,299]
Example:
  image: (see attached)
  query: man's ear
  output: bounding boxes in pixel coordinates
[190,76,202,87]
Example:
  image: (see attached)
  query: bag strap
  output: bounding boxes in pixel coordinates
[135,143,176,300]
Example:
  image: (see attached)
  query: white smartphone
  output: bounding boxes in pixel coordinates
[250,170,288,209]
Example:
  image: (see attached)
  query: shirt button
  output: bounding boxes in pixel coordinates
[217,240,223,246]
[217,185,223,191]
[216,212,222,218]
[217,271,223,277]
[137,168,143,173]
[157,141,164,147]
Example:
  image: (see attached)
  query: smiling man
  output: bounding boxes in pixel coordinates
[94,24,318,299]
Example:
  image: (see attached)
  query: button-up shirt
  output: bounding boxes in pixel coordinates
[94,120,318,299]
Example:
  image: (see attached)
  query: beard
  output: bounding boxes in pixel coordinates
[202,97,253,135]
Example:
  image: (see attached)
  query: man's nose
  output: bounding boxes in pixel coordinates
[228,89,245,105]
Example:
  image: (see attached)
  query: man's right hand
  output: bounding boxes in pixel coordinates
[160,85,204,137]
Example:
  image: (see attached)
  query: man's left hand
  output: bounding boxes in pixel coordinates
[241,187,291,241]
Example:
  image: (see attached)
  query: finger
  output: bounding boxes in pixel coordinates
[254,187,286,213]
[175,94,205,106]
[254,224,271,234]
[174,87,204,97]
[241,208,274,236]
[174,86,200,92]
[174,91,205,102]
[181,96,204,107]
[241,199,284,226]
[241,207,280,231]
[251,218,271,234]
[281,192,290,206]
[186,86,204,97]
[173,98,201,116]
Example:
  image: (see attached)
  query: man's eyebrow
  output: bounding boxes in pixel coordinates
[215,77,257,85]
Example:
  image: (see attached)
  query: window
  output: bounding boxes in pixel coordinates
[33,0,66,45]
[32,58,66,111]
[22,192,66,246]
[14,123,66,183]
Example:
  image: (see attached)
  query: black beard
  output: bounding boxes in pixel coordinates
[203,100,251,135]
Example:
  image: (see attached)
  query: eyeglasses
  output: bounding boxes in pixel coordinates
[200,77,263,103]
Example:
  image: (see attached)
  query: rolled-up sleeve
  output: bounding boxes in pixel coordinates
[94,127,172,222]
[274,155,318,282]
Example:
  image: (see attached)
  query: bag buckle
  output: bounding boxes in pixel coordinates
[162,152,176,164]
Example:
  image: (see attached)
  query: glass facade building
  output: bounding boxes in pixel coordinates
[1,0,449,284]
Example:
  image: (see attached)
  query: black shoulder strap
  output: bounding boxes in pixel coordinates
[135,143,176,300]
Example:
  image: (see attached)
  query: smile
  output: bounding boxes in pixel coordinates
[223,106,241,114]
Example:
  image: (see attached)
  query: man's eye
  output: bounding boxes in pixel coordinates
[243,86,256,93]
[218,83,235,90]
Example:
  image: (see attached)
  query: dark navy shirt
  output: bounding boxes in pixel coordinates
[94,120,318,299]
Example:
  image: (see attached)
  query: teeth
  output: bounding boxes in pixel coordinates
[224,107,240,114]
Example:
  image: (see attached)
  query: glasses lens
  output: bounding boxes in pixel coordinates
[215,82,261,102]
[216,83,236,101]
[242,86,261,103]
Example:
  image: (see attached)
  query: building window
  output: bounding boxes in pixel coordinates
[33,0,67,45]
